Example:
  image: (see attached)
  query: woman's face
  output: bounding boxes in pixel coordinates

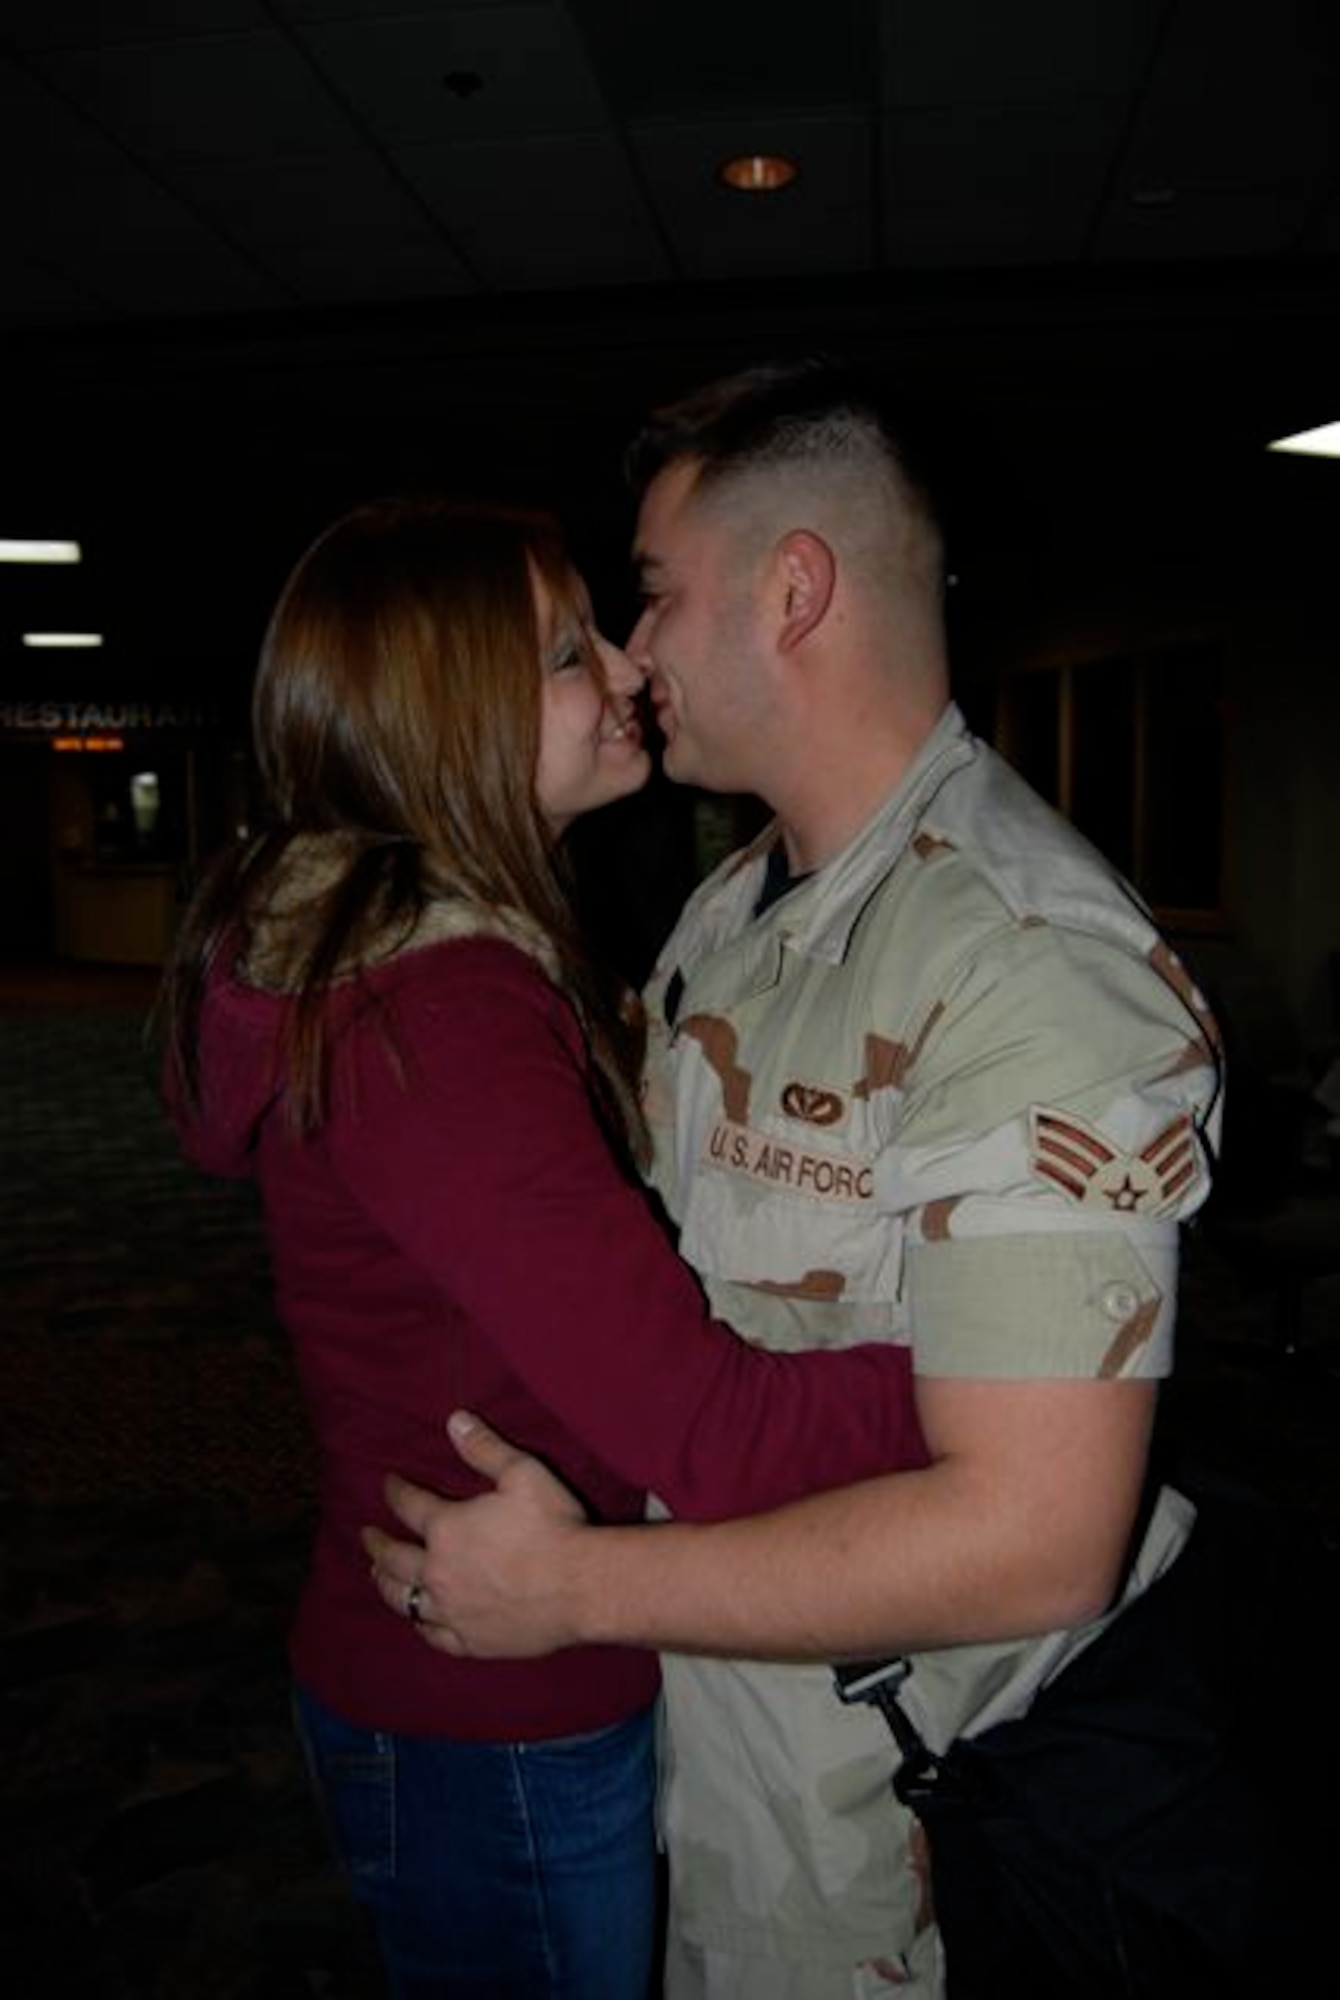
[532,567,650,835]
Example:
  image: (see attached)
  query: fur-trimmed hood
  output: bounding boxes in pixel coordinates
[167,833,559,1178]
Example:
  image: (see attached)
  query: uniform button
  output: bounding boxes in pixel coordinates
[1099,1281,1141,1321]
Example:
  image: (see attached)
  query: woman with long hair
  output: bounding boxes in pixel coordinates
[159,496,925,2000]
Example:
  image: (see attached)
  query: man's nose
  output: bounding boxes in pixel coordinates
[625,607,654,667]
[602,637,646,692]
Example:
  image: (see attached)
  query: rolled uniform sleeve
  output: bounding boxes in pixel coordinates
[888,918,1220,1380]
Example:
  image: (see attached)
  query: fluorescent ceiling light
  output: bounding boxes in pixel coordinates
[1267,421,1340,458]
[0,538,82,563]
[22,631,104,648]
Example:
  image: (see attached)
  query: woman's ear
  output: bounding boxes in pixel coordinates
[774,530,836,652]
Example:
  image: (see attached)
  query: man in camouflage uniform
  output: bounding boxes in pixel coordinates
[638,718,1215,1998]
[370,358,1224,1997]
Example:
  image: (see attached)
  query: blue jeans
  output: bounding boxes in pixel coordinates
[293,1684,659,2000]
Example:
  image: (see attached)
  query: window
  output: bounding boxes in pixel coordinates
[998,640,1227,928]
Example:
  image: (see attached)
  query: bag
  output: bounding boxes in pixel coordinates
[836,1469,1338,1998]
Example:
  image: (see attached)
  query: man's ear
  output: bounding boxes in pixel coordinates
[773,530,835,652]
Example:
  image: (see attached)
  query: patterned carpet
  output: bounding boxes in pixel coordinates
[2,961,1338,1997]
[1,978,378,1999]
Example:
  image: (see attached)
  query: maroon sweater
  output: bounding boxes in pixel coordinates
[172,937,926,1741]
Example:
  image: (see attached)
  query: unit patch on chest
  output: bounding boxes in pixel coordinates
[779,1080,845,1127]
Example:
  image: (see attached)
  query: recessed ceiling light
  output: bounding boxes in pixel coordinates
[0,539,82,563]
[22,631,104,647]
[1267,421,1340,458]
[718,153,798,193]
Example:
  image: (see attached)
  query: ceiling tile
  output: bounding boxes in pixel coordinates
[1113,18,1337,209]
[1098,0,1338,258]
[1093,182,1333,262]
[394,132,669,288]
[168,152,477,302]
[292,5,610,145]
[886,101,1125,210]
[0,159,284,315]
[567,0,872,118]
[887,205,1091,271]
[272,0,509,21]
[883,102,1119,267]
[879,0,1165,106]
[33,30,358,161]
[0,54,122,167]
[1152,0,1339,95]
[1118,90,1334,203]
[1,0,268,53]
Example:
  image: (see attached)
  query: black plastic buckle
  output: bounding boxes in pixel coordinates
[833,1656,914,1706]
[835,1657,927,1762]
[834,1657,949,1805]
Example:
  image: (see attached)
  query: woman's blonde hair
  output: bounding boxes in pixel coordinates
[160,496,647,1158]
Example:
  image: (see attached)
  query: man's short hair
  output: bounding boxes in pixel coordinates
[625,355,939,521]
[626,354,946,590]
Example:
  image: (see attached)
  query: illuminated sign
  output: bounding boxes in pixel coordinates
[0,699,216,741]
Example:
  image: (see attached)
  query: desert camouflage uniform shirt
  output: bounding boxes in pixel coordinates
[642,701,1223,1992]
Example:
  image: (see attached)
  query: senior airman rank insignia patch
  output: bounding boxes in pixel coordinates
[1028,1107,1198,1215]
